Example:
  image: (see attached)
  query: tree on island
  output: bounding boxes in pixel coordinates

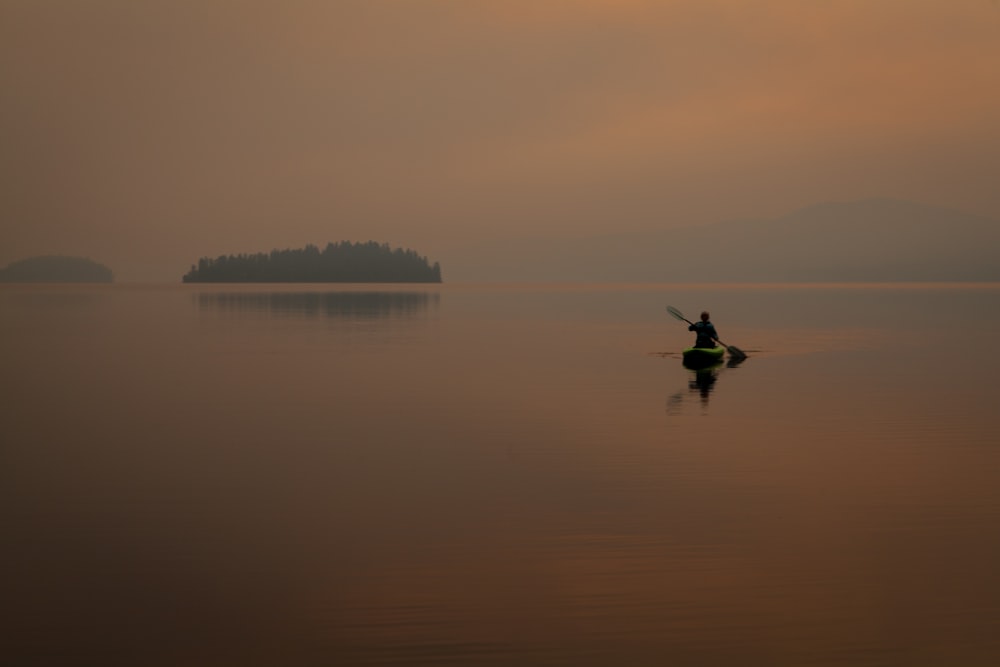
[0,256,114,283]
[182,241,442,283]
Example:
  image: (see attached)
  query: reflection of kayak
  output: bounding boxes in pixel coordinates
[684,359,724,373]
[682,346,726,367]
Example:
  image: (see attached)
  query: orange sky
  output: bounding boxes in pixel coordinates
[2,0,999,281]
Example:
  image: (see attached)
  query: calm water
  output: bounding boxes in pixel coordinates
[3,283,1000,666]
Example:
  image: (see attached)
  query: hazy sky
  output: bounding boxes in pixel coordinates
[2,0,999,281]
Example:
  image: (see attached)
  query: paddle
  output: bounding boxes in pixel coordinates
[666,305,747,360]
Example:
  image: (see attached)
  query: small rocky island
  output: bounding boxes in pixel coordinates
[0,256,114,283]
[182,241,442,283]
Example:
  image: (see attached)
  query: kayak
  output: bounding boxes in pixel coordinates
[681,345,726,367]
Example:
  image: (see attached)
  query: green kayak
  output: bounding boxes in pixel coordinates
[681,345,726,367]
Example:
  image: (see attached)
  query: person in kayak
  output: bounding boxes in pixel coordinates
[689,311,719,348]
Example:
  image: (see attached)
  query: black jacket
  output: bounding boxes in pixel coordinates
[688,321,718,348]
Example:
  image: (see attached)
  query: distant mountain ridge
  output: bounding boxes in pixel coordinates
[443,199,1000,282]
[0,255,114,283]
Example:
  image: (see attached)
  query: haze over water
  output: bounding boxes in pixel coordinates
[4,282,1000,666]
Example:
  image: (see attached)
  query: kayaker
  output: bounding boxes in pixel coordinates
[688,311,718,348]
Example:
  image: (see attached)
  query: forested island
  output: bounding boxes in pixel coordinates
[0,256,114,283]
[182,241,442,283]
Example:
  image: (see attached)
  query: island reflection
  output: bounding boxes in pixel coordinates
[195,290,439,319]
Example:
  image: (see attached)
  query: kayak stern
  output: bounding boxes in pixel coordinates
[681,345,726,368]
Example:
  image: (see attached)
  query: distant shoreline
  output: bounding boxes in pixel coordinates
[6,280,999,290]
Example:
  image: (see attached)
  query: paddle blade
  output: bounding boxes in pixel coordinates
[725,344,748,360]
[666,305,687,322]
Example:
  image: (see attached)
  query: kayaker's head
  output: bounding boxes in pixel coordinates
[700,311,710,322]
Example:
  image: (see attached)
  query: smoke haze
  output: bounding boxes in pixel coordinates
[2,1,999,281]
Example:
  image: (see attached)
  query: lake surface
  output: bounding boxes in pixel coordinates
[3,283,1000,666]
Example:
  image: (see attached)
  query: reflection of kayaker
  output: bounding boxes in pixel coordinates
[688,363,721,404]
[666,357,742,415]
